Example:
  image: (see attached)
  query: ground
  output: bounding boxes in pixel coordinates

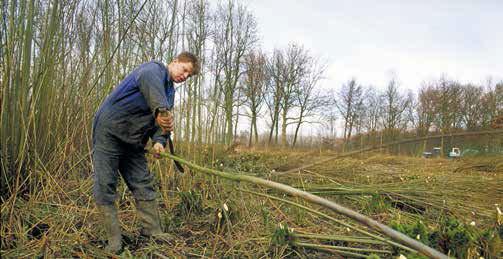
[1,148,502,258]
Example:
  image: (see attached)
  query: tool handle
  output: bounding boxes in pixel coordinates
[157,107,172,135]
[156,108,183,173]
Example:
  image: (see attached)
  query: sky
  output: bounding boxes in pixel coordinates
[246,0,503,91]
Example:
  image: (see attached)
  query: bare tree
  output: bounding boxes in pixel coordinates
[336,78,364,146]
[362,86,383,145]
[205,34,225,144]
[321,106,338,140]
[481,79,503,128]
[432,77,463,133]
[430,77,463,154]
[279,44,309,146]
[381,78,411,141]
[497,82,503,116]
[183,0,209,147]
[265,44,310,146]
[265,50,284,145]
[243,50,267,146]
[416,84,437,136]
[461,84,483,130]
[291,58,326,147]
[213,0,257,145]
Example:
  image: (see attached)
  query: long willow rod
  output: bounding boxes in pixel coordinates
[159,152,448,259]
[291,233,387,245]
[281,129,503,174]
[294,242,392,254]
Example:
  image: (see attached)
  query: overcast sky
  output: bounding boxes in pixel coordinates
[246,0,503,91]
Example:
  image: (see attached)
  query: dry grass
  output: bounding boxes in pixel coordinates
[279,153,502,224]
[1,149,501,258]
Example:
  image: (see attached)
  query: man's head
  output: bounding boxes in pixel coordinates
[168,52,200,83]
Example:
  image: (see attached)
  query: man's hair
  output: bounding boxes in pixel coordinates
[177,52,200,75]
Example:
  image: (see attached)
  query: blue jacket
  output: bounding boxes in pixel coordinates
[93,61,174,152]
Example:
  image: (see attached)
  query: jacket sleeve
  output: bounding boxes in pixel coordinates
[138,63,168,116]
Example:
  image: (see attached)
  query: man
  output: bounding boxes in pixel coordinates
[92,52,199,253]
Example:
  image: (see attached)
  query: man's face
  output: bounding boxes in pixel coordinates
[170,60,194,83]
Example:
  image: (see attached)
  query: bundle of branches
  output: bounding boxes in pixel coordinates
[291,174,500,225]
[277,154,501,227]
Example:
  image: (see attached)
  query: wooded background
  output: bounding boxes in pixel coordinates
[1,0,502,198]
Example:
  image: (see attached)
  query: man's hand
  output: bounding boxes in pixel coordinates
[156,110,174,133]
[153,142,165,159]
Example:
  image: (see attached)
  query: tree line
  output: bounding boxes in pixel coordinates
[324,77,502,152]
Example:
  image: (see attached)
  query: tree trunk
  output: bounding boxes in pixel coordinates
[248,116,254,146]
[253,114,259,144]
[281,107,288,146]
[292,119,302,147]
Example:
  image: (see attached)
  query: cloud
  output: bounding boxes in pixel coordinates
[247,0,503,90]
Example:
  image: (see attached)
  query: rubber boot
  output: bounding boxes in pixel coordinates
[97,205,122,253]
[136,200,163,236]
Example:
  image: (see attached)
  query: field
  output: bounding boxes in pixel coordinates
[1,147,502,258]
[3,1,503,258]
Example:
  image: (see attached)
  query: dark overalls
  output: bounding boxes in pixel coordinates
[92,61,174,205]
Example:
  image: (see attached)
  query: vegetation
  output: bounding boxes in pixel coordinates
[1,0,502,258]
[391,217,502,258]
[2,147,501,257]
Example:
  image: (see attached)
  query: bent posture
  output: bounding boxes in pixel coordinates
[92,52,199,253]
